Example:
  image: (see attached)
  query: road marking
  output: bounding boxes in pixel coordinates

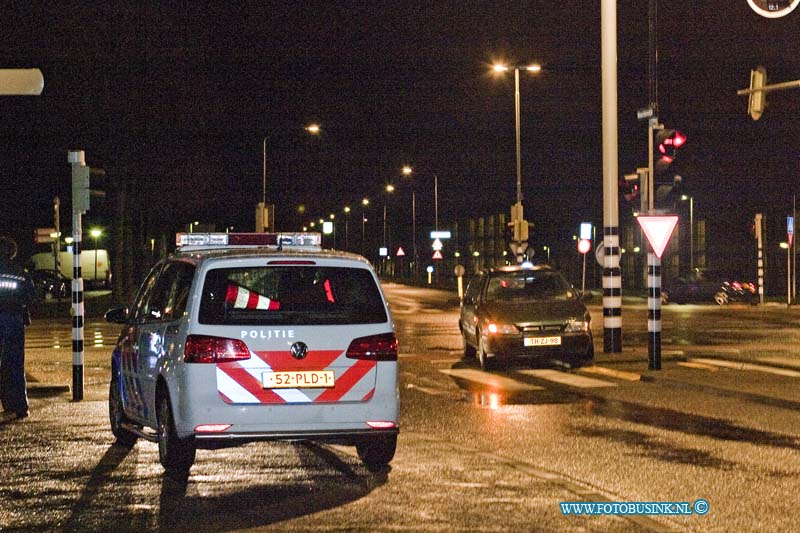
[517,369,617,388]
[438,369,544,391]
[756,356,800,369]
[677,361,720,372]
[577,365,641,382]
[690,358,800,378]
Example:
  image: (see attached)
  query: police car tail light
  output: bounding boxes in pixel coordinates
[184,335,251,363]
[346,333,398,361]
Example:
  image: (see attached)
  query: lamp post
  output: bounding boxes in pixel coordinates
[361,198,369,256]
[492,62,541,261]
[259,124,321,231]
[680,195,694,271]
[343,206,351,250]
[89,228,102,282]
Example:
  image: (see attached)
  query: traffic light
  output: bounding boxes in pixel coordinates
[619,174,639,202]
[748,66,766,121]
[71,165,106,214]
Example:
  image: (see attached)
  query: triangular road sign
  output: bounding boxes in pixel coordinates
[432,250,443,260]
[396,246,406,257]
[637,215,679,258]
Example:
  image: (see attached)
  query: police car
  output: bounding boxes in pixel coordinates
[105,232,398,473]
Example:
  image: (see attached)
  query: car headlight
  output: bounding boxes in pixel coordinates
[485,322,517,335]
[565,316,590,333]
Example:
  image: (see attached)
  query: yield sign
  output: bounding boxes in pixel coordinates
[637,215,679,259]
[396,246,406,257]
[432,238,443,251]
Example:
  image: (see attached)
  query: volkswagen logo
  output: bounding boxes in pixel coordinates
[290,341,309,360]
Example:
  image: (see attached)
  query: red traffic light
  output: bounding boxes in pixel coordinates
[656,129,686,164]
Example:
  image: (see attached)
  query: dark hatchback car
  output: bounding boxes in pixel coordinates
[661,269,756,305]
[459,264,593,370]
[29,269,69,301]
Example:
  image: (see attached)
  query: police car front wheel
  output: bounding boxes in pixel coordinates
[109,378,137,447]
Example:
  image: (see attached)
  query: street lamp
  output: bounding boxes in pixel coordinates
[680,195,694,271]
[260,124,321,231]
[343,206,351,250]
[491,62,541,205]
[89,228,102,282]
[361,198,369,255]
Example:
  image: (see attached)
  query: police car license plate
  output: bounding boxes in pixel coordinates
[262,370,335,389]
[524,336,561,347]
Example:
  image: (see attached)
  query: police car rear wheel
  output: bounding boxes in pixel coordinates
[356,433,397,470]
[109,378,137,447]
[157,394,196,473]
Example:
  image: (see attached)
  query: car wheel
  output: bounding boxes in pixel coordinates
[157,393,196,474]
[462,330,476,359]
[109,377,137,447]
[356,433,397,471]
[714,291,729,305]
[478,334,493,371]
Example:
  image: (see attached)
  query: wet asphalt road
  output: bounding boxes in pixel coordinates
[2,285,800,531]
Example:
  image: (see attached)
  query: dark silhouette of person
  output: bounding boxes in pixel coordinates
[0,236,35,422]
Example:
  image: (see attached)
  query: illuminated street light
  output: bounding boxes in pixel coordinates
[89,228,102,282]
[491,62,541,204]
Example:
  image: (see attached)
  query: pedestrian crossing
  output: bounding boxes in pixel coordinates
[425,356,800,397]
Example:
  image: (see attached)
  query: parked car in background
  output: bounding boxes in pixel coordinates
[459,263,593,370]
[29,269,69,301]
[661,269,756,305]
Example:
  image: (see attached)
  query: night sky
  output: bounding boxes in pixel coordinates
[2,1,798,271]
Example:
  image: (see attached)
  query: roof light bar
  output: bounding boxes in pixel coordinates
[176,232,322,249]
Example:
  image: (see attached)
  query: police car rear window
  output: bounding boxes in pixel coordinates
[198,266,387,325]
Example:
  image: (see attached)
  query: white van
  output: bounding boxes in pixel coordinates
[31,249,111,287]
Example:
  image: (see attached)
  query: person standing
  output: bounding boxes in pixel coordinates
[0,236,35,422]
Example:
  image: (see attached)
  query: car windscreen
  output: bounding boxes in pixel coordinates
[198,265,387,325]
[484,271,575,302]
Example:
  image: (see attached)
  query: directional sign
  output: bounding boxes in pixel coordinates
[637,215,679,259]
[430,231,451,239]
[396,246,406,257]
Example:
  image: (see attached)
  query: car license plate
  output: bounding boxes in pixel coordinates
[262,370,335,389]
[524,336,561,347]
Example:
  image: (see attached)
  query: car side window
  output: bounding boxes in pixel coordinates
[129,266,162,324]
[167,263,195,320]
[140,265,178,323]
[464,273,484,304]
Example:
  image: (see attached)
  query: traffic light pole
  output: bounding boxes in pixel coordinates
[69,150,87,402]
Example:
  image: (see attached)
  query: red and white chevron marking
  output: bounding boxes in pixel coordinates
[226,284,281,310]
[216,349,376,404]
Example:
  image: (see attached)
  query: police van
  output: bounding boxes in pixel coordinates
[105,232,398,473]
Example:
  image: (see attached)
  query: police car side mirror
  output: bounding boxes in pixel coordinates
[104,307,128,324]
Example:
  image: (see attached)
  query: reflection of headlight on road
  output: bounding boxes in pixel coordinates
[565,318,590,333]
[486,322,516,335]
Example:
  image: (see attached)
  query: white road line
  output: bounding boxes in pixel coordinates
[756,356,800,370]
[690,358,800,378]
[517,369,617,388]
[578,365,641,382]
[438,369,544,392]
[677,361,720,372]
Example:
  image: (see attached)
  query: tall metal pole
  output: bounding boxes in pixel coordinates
[434,174,439,230]
[262,137,267,205]
[601,0,622,353]
[412,190,417,279]
[689,197,694,271]
[514,68,522,205]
